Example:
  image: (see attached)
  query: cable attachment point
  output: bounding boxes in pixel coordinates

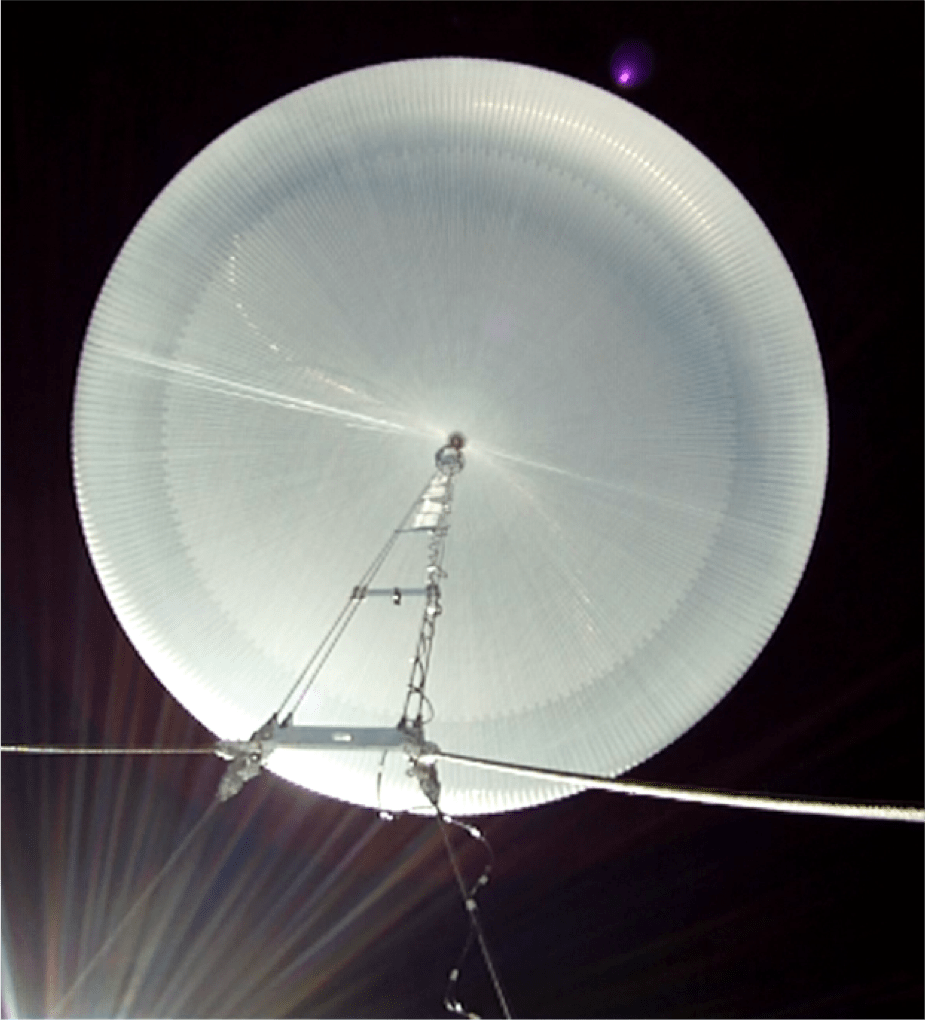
[411,758,442,808]
[398,719,440,758]
[214,715,277,802]
[399,718,442,807]
[436,433,466,475]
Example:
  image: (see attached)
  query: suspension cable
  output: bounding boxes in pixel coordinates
[1,745,216,755]
[275,469,449,723]
[411,743,510,1020]
[434,810,512,1019]
[440,817,496,1019]
[423,750,925,824]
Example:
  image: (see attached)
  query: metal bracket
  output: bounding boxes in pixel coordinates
[399,717,442,807]
[351,586,427,603]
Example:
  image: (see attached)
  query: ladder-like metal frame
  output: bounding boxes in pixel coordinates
[215,434,466,803]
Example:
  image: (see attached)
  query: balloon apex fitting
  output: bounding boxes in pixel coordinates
[436,433,466,473]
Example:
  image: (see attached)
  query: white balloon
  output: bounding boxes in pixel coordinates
[73,59,827,815]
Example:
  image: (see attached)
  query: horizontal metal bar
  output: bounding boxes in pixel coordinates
[271,725,407,749]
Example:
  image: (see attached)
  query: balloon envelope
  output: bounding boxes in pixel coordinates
[73,59,827,815]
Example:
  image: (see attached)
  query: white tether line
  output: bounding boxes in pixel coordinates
[5,744,922,823]
[423,750,925,824]
[0,745,216,755]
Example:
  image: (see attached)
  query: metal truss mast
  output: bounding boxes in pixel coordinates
[215,433,466,804]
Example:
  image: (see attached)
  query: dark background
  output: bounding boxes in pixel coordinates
[3,4,922,1018]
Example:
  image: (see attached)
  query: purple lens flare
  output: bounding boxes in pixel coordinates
[610,39,655,90]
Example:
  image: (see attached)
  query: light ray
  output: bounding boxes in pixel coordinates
[87,341,421,437]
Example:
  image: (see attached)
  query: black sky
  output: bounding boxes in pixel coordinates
[3,4,923,1018]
